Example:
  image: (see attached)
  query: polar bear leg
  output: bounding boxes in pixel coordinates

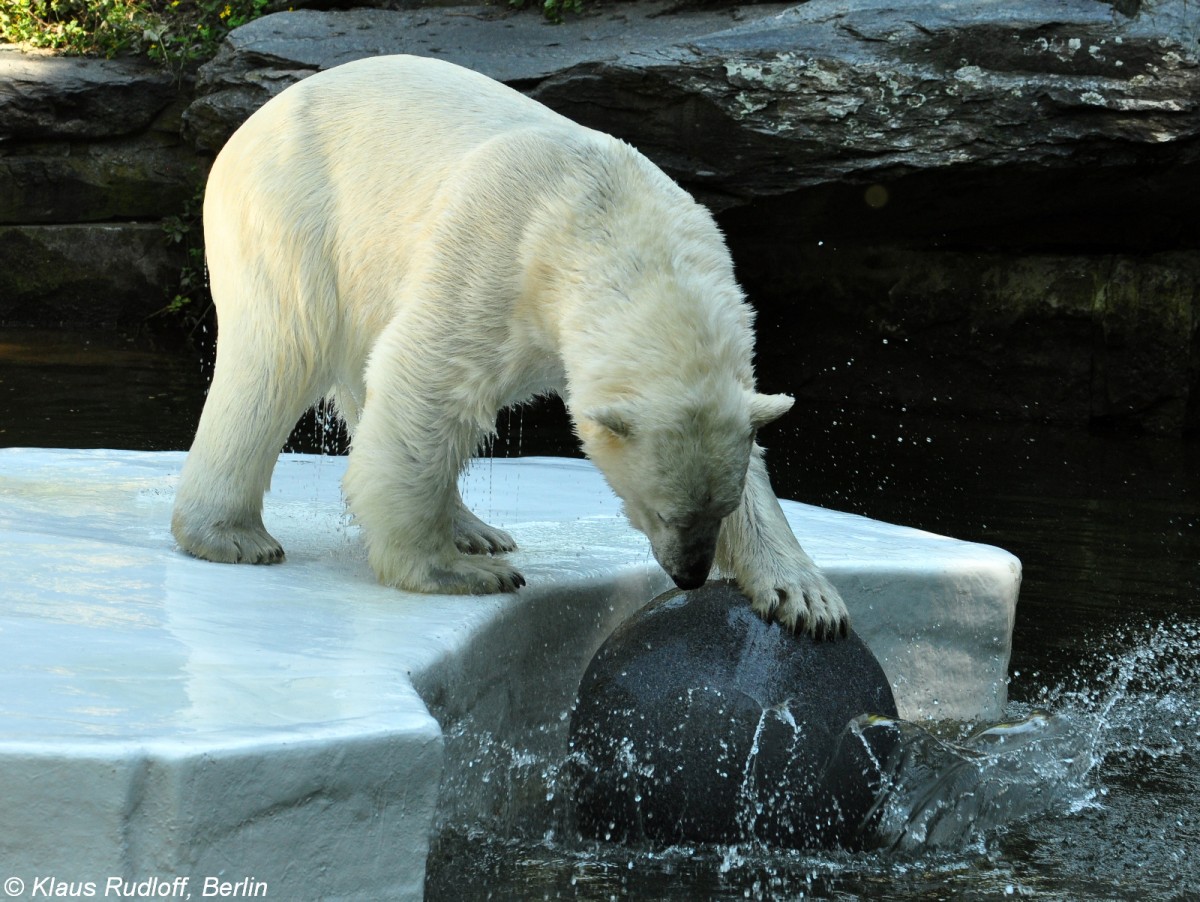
[172,326,323,565]
[717,446,850,639]
[343,317,524,596]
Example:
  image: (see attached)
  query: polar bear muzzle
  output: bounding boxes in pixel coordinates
[649,515,723,591]
[669,560,715,591]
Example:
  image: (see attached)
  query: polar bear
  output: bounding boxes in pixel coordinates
[171,54,849,638]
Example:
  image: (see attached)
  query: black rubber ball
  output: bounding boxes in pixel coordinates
[569,581,900,850]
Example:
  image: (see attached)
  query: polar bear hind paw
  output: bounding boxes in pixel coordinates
[453,506,517,555]
[172,515,285,565]
[746,572,850,641]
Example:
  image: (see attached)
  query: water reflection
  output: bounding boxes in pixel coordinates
[0,328,206,450]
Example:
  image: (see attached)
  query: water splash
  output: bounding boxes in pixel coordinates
[733,707,774,840]
[427,619,1200,898]
[869,619,1200,854]
[285,399,347,455]
[866,709,1100,852]
[1048,619,1200,761]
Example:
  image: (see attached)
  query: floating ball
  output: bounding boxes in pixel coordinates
[570,581,899,850]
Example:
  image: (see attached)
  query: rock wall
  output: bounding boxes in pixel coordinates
[2,0,1198,430]
[0,49,199,325]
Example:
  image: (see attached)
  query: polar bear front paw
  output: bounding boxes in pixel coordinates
[744,564,850,641]
[453,505,517,555]
[373,545,526,596]
[419,555,526,594]
[172,512,285,565]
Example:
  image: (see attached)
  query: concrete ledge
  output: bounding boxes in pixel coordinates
[0,449,1019,899]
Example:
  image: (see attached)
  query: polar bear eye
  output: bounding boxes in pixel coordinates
[656,511,670,527]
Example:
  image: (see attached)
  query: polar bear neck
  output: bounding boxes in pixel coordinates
[536,141,758,414]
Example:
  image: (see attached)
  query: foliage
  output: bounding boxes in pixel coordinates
[0,0,142,56]
[0,0,270,68]
[508,0,583,24]
[146,0,270,74]
[154,183,213,337]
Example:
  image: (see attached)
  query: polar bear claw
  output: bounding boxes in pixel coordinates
[172,511,284,566]
[749,573,850,641]
[453,505,518,556]
[373,545,526,596]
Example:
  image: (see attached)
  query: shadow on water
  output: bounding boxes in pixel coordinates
[2,328,1198,898]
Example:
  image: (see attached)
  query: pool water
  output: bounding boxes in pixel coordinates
[427,405,1200,900]
[2,328,1197,899]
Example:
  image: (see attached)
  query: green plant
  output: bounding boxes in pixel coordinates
[0,0,270,66]
[0,0,151,56]
[154,183,213,337]
[145,0,271,73]
[507,0,583,24]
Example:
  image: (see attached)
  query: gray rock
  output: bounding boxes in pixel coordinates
[0,51,196,317]
[0,47,177,141]
[0,224,184,326]
[0,140,198,224]
[181,2,792,151]
[184,0,1200,206]
[533,0,1200,204]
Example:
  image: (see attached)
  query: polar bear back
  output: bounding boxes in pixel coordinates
[212,53,574,207]
[201,53,734,418]
[203,56,593,331]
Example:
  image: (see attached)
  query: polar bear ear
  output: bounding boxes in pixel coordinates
[748,392,794,429]
[585,406,635,439]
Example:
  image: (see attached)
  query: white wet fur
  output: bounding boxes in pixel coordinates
[171,55,849,638]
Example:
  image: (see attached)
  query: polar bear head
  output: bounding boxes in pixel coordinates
[577,387,794,589]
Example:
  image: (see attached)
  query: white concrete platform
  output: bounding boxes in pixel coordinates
[0,449,1019,900]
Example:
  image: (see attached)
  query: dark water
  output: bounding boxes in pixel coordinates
[2,327,1198,899]
[430,402,1200,901]
[0,329,207,450]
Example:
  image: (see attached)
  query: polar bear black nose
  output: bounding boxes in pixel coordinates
[663,530,719,591]
[671,568,710,591]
